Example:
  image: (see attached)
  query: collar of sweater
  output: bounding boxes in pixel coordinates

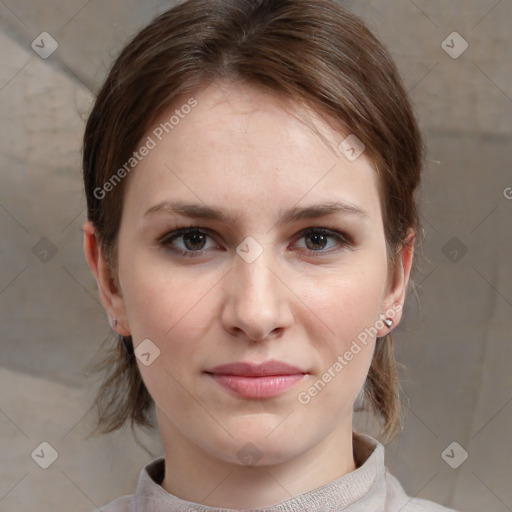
[134,431,386,512]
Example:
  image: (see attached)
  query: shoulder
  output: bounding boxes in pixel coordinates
[385,472,458,512]
[93,456,165,512]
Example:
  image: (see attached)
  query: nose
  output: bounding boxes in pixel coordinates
[220,249,294,342]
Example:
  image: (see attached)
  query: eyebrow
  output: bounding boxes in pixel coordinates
[144,200,369,224]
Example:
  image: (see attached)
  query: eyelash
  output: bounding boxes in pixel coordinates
[157,226,352,258]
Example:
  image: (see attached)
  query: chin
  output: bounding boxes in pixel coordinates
[202,423,312,467]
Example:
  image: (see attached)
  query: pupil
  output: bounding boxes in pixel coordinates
[306,233,326,250]
[184,233,205,250]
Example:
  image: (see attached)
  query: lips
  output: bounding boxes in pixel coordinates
[205,360,307,377]
[204,360,308,399]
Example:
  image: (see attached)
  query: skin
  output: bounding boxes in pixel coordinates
[84,81,414,509]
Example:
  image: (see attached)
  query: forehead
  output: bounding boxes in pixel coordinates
[122,81,383,225]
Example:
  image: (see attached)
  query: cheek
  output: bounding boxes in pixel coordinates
[119,235,388,411]
[299,263,386,344]
[295,263,386,398]
[121,263,218,407]
[118,249,224,376]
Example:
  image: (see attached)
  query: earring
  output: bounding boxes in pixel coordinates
[383,318,393,328]
[113,318,118,327]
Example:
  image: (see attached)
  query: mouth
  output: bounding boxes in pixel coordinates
[204,360,308,399]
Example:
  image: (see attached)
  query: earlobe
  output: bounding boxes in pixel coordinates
[379,228,415,335]
[83,220,131,336]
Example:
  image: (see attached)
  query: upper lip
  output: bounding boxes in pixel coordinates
[205,360,307,377]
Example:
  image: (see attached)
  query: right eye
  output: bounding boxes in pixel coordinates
[158,227,220,257]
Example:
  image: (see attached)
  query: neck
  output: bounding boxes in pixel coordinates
[157,407,357,509]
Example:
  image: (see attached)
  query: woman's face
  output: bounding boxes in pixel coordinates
[98,82,408,466]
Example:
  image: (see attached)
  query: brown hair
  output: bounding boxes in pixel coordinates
[83,0,424,443]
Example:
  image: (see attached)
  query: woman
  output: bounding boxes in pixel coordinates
[82,0,457,510]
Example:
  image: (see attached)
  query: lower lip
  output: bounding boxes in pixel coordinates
[207,373,306,399]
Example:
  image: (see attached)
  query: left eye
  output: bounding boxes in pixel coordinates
[294,228,349,252]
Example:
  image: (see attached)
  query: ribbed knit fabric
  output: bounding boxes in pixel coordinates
[98,432,457,512]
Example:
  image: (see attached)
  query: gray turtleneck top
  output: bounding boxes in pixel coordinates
[98,432,457,511]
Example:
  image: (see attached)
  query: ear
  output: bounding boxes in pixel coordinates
[83,220,131,336]
[378,228,415,336]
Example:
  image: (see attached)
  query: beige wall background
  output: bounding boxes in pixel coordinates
[0,1,511,511]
